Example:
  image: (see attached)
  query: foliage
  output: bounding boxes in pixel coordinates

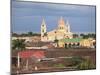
[73,34,79,38]
[53,63,65,68]
[77,57,96,70]
[66,56,83,66]
[12,32,41,37]
[80,33,96,39]
[12,39,26,50]
[27,32,33,36]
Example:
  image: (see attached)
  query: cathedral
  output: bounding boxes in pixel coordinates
[41,17,73,42]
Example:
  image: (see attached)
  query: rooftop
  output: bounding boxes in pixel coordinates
[60,38,82,43]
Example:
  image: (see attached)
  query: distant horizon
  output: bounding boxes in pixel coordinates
[12,31,96,35]
[12,0,96,34]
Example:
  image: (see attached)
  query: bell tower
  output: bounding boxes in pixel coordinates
[66,20,70,32]
[58,16,66,32]
[41,18,47,41]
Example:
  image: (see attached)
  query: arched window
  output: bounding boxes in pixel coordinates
[72,43,75,47]
[42,29,44,33]
[42,24,44,27]
[69,43,71,48]
[65,43,68,48]
[77,42,80,46]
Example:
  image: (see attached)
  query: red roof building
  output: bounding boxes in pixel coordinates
[19,50,45,59]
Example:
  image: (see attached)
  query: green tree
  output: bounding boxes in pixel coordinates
[12,39,26,50]
[80,34,84,37]
[80,33,96,39]
[12,32,19,37]
[27,32,33,36]
[53,63,65,68]
[73,34,79,38]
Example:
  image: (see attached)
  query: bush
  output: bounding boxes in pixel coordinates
[77,57,96,70]
[53,63,65,68]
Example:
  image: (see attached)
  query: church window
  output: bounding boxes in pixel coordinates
[60,27,62,29]
[42,24,44,27]
[42,29,44,32]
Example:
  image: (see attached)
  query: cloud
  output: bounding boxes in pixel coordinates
[12,1,95,17]
[11,0,96,33]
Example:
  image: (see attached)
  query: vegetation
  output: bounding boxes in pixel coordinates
[64,56,83,66]
[73,34,79,38]
[80,33,96,39]
[12,39,26,50]
[70,56,83,66]
[53,63,65,68]
[12,32,41,37]
[77,57,95,70]
[72,33,96,39]
[27,32,33,36]
[63,56,95,70]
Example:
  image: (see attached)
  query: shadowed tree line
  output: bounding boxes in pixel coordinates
[12,32,41,37]
[12,32,96,39]
[80,33,96,39]
[73,33,96,39]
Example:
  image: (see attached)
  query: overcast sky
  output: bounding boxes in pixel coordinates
[11,0,96,33]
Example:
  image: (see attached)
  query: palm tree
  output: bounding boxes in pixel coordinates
[12,39,26,50]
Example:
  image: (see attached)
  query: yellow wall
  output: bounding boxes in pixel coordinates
[58,41,65,48]
[80,39,92,48]
[58,39,94,48]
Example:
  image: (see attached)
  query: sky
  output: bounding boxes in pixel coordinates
[11,0,96,34]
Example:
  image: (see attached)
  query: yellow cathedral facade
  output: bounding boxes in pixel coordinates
[41,17,73,42]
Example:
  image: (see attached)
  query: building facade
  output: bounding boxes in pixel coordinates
[41,17,73,42]
[58,38,95,48]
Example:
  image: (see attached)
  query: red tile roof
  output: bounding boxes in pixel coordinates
[19,50,45,59]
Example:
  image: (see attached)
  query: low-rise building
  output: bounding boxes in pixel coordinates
[12,36,41,42]
[80,38,95,48]
[58,38,95,48]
